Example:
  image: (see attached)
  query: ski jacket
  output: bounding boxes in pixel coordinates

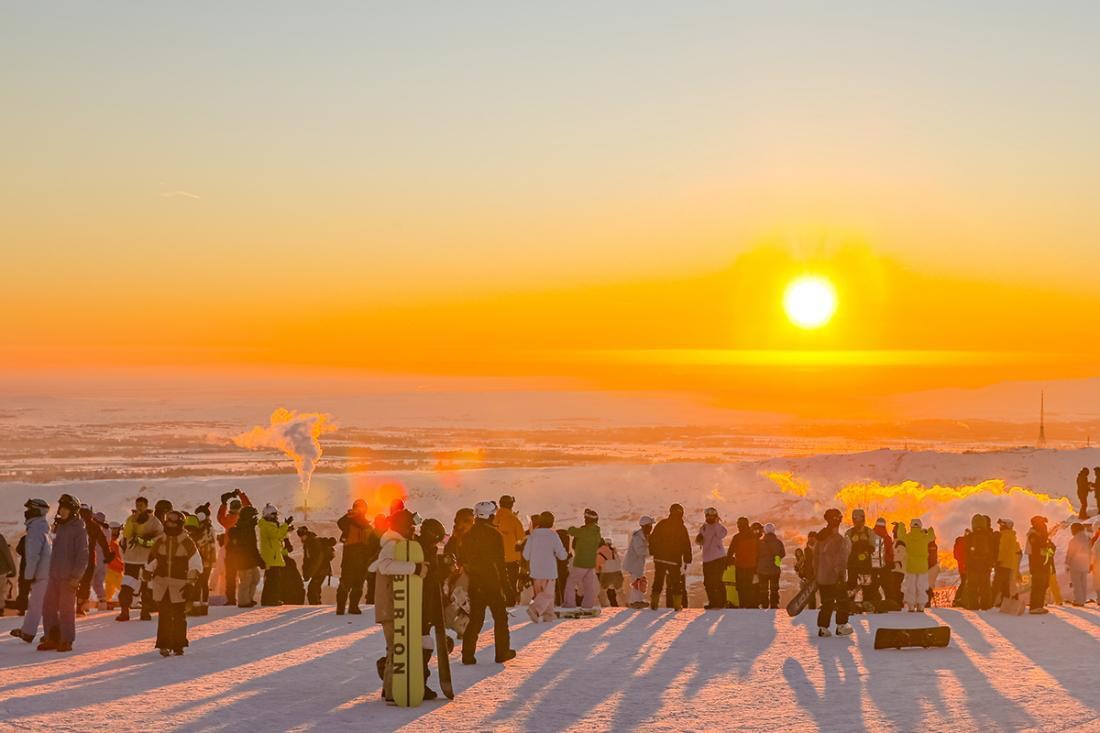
[813,525,851,586]
[337,511,376,547]
[696,522,728,563]
[258,518,290,568]
[871,526,894,569]
[456,519,507,590]
[493,507,526,564]
[966,518,996,570]
[1025,527,1052,573]
[84,516,110,569]
[597,544,622,574]
[892,543,907,574]
[1066,532,1091,573]
[49,515,90,584]
[217,491,252,530]
[757,533,785,577]
[107,537,124,573]
[523,527,567,580]
[227,517,263,571]
[996,528,1021,569]
[190,521,217,571]
[146,532,202,604]
[896,525,934,574]
[22,515,52,582]
[122,512,163,565]
[649,517,692,566]
[567,523,602,569]
[623,528,649,577]
[953,536,968,574]
[1078,471,1092,497]
[845,526,874,573]
[0,533,15,578]
[369,530,420,624]
[727,530,759,570]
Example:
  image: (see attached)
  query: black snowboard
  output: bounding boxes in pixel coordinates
[786,579,818,617]
[874,626,951,650]
[435,574,454,699]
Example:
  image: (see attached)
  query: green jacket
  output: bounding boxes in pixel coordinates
[258,518,290,568]
[568,523,602,569]
[897,525,935,574]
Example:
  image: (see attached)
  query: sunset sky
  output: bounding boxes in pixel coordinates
[4,3,1100,421]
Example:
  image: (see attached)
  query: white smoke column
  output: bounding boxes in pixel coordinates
[233,408,336,511]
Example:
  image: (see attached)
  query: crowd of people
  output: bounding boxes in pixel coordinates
[5,488,1100,701]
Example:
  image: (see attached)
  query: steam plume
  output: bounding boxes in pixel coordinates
[234,408,336,505]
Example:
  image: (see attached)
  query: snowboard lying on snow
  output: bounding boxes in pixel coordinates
[873,626,951,650]
[556,608,601,619]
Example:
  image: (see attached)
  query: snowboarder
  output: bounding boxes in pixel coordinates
[523,511,567,622]
[1077,468,1092,519]
[185,504,216,616]
[118,496,164,622]
[227,506,263,608]
[10,498,51,643]
[726,517,759,609]
[258,504,292,606]
[795,532,818,610]
[896,519,935,612]
[596,537,623,607]
[757,523,785,609]
[1026,516,1051,614]
[38,493,89,652]
[624,516,654,608]
[492,495,525,607]
[217,489,252,605]
[146,509,203,656]
[964,515,996,610]
[336,499,379,615]
[845,509,874,609]
[696,507,728,609]
[458,501,514,665]
[814,508,853,637]
[564,509,602,609]
[1065,523,1090,606]
[649,504,692,611]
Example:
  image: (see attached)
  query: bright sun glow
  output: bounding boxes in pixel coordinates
[783,275,838,329]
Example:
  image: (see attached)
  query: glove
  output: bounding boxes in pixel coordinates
[221,491,236,504]
[234,489,242,497]
[285,516,294,527]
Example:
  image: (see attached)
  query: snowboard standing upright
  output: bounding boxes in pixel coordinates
[435,574,454,699]
[393,540,424,708]
[786,579,818,617]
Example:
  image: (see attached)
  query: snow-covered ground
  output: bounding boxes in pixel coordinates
[1,604,1097,732]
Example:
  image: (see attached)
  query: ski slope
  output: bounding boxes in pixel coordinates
[1,604,1097,732]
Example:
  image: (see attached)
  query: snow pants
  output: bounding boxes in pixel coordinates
[734,567,756,609]
[759,572,780,609]
[529,578,555,620]
[966,566,992,610]
[155,599,188,652]
[563,566,599,608]
[42,578,77,645]
[237,567,260,606]
[20,578,47,638]
[903,572,929,609]
[503,561,521,607]
[817,582,849,629]
[1029,565,1049,611]
[119,562,153,618]
[223,554,238,605]
[461,582,511,662]
[651,561,682,608]
[1069,569,1088,605]
[702,558,726,609]
[105,567,122,603]
[992,566,1012,604]
[261,567,283,606]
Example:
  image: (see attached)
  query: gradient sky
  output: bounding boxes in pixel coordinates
[4,3,1099,418]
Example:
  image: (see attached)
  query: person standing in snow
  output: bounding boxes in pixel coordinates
[146,509,203,656]
[10,499,51,643]
[757,523,785,609]
[0,531,15,615]
[870,518,894,606]
[649,504,692,611]
[118,496,163,622]
[795,531,818,610]
[896,519,934,612]
[1065,523,1091,606]
[458,501,514,665]
[1077,467,1092,519]
[217,488,252,605]
[623,516,654,608]
[523,511,567,622]
[814,508,853,637]
[228,506,263,608]
[596,538,623,607]
[564,509,602,609]
[76,504,110,615]
[38,494,89,652]
[1026,516,1052,614]
[492,495,525,607]
[952,529,969,607]
[845,509,874,609]
[258,504,292,606]
[185,505,217,616]
[726,517,759,609]
[105,521,124,605]
[336,499,378,615]
[964,515,996,610]
[696,507,728,610]
[992,518,1021,606]
[889,539,907,606]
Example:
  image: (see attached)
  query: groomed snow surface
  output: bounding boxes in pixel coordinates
[2,604,1098,732]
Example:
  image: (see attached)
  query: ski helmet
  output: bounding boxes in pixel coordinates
[639,515,655,527]
[24,498,49,515]
[474,501,497,520]
[57,494,81,512]
[584,508,599,522]
[262,504,278,518]
[420,518,446,545]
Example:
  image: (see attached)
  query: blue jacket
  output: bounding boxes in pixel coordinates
[49,515,89,584]
[23,515,52,581]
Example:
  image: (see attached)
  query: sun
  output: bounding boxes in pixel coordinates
[783,275,838,329]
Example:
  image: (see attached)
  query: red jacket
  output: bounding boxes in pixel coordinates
[953,535,967,574]
[726,530,759,569]
[217,491,252,530]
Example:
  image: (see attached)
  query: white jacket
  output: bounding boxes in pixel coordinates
[23,516,52,581]
[523,528,566,580]
[623,528,649,578]
[368,530,418,576]
[1065,533,1091,573]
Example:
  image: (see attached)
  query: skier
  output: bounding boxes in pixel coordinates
[105,521,124,605]
[896,518,935,612]
[596,537,623,607]
[118,496,164,622]
[258,504,291,606]
[184,504,216,616]
[458,501,514,665]
[964,515,996,610]
[147,509,203,656]
[564,509,602,610]
[1077,467,1091,519]
[336,499,378,615]
[726,516,759,609]
[522,510,566,622]
[623,516,654,608]
[38,494,88,652]
[492,495,525,607]
[228,506,263,607]
[992,518,1020,606]
[870,518,894,607]
[695,507,728,609]
[217,489,252,605]
[1026,516,1051,614]
[845,509,874,609]
[1065,522,1090,606]
[757,523,785,609]
[649,504,692,611]
[814,508,853,637]
[10,498,51,643]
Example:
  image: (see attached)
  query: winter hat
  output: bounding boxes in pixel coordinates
[823,509,842,524]
[852,508,866,522]
[704,507,719,517]
[764,523,776,534]
[296,525,310,536]
[262,503,278,518]
[998,518,1014,529]
[875,518,887,527]
[1031,515,1047,527]
[639,515,655,527]
[195,503,211,521]
[93,511,106,524]
[390,509,416,537]
[475,501,498,520]
[584,508,599,522]
[58,494,81,512]
[420,518,446,544]
[910,518,923,528]
[499,495,516,509]
[669,503,684,516]
[108,521,122,530]
[352,499,368,512]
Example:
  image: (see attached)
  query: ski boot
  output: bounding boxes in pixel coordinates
[836,624,854,636]
[495,649,517,663]
[10,629,34,643]
[56,642,73,653]
[817,627,832,637]
[160,649,172,657]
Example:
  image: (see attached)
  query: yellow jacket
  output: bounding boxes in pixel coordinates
[258,518,290,568]
[494,507,525,563]
[997,528,1020,569]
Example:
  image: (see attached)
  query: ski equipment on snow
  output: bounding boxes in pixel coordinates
[873,625,951,650]
[435,570,454,700]
[786,578,818,617]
